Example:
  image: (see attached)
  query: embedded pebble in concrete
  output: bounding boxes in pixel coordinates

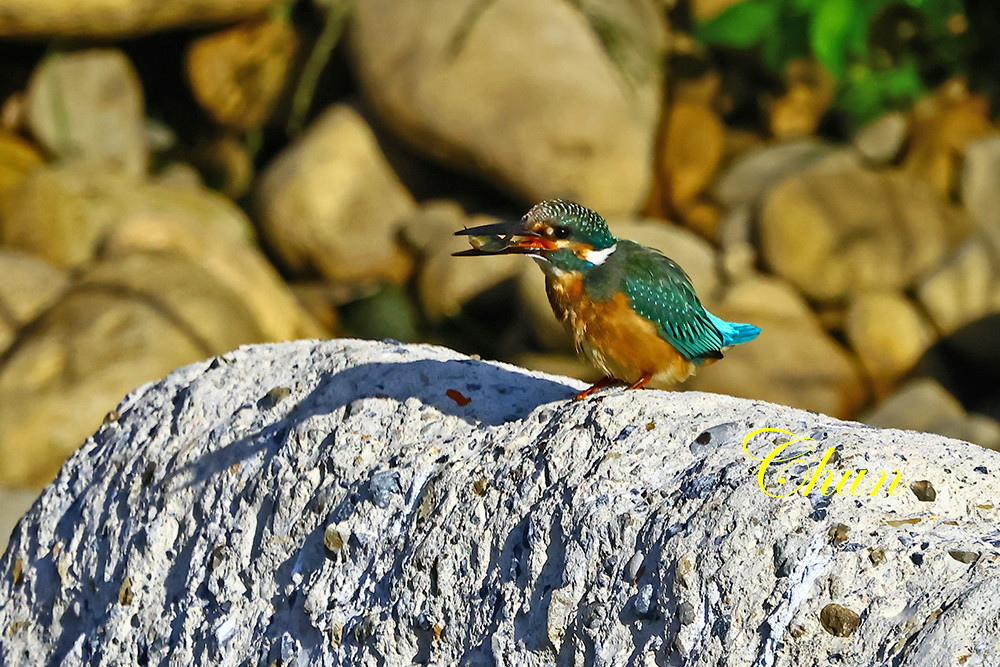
[0,339,998,666]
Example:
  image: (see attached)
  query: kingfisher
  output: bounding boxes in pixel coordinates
[454,199,761,400]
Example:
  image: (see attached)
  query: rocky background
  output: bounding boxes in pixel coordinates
[0,0,999,548]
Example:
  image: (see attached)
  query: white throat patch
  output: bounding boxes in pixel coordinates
[583,244,617,266]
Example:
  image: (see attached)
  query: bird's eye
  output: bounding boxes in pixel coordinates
[553,226,571,239]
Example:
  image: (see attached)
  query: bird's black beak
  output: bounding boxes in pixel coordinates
[452,220,556,256]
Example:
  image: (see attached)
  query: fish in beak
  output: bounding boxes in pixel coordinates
[452,219,557,256]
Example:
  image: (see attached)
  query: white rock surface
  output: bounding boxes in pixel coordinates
[1,339,999,666]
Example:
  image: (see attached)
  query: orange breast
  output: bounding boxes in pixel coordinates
[545,272,696,386]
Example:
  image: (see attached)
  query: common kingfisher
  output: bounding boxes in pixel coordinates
[454,200,761,400]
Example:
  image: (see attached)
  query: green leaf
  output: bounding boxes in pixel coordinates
[839,60,925,127]
[697,0,782,49]
[810,0,864,79]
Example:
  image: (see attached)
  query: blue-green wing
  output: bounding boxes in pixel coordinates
[620,251,725,361]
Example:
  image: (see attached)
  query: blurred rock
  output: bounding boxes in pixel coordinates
[26,49,148,176]
[864,378,1000,451]
[103,212,324,343]
[520,219,721,352]
[402,201,524,323]
[289,283,342,333]
[845,292,935,397]
[190,132,254,199]
[0,0,282,38]
[760,164,969,302]
[0,131,43,199]
[349,0,667,215]
[0,252,268,487]
[256,104,415,283]
[686,275,866,418]
[717,206,755,280]
[0,250,68,353]
[917,231,1000,335]
[0,163,322,342]
[962,133,1000,233]
[660,102,725,209]
[903,79,994,195]
[767,58,835,141]
[713,138,832,209]
[339,284,420,343]
[853,111,909,165]
[0,486,37,554]
[1,163,245,265]
[153,162,203,190]
[186,19,299,131]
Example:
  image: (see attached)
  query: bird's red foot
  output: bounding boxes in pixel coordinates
[626,373,653,391]
[574,376,620,401]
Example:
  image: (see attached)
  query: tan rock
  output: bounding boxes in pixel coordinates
[660,102,725,208]
[0,250,68,353]
[186,19,299,131]
[713,138,832,209]
[685,275,867,418]
[0,163,250,265]
[401,201,524,323]
[26,49,148,176]
[903,80,994,195]
[256,105,415,283]
[0,252,266,486]
[864,378,1000,451]
[0,0,282,38]
[917,231,1000,335]
[962,133,1000,233]
[0,163,322,341]
[853,111,909,165]
[0,130,44,199]
[845,292,935,397]
[767,58,835,141]
[760,164,969,302]
[349,0,667,215]
[104,214,324,342]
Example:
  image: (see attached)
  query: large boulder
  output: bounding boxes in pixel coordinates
[1,339,998,665]
[348,0,668,215]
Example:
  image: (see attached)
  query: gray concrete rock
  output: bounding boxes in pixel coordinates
[1,339,999,665]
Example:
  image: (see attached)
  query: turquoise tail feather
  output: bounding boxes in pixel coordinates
[706,313,761,347]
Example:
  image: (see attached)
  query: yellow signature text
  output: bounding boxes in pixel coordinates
[741,428,905,499]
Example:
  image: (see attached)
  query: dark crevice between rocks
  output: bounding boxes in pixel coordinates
[915,313,1000,420]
